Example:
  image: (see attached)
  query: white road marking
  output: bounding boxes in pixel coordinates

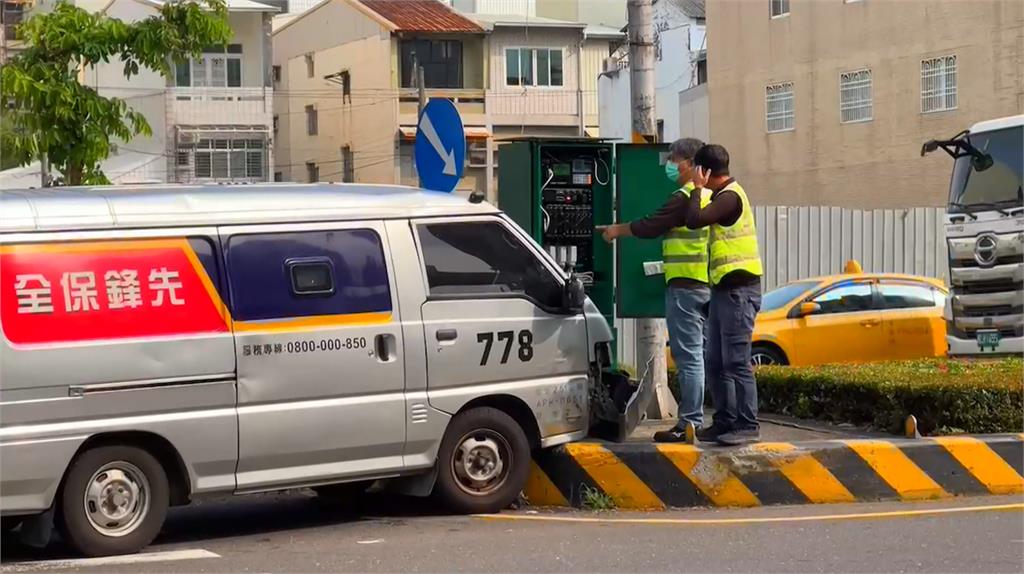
[356,539,383,545]
[1,549,220,572]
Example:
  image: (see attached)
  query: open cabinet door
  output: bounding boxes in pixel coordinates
[615,143,678,319]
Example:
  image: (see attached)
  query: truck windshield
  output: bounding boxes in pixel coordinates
[948,126,1023,213]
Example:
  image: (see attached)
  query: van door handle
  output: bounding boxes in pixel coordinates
[436,329,458,342]
[375,334,396,362]
[860,319,881,327]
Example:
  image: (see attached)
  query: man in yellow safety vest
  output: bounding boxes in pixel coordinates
[685,144,764,446]
[596,138,711,442]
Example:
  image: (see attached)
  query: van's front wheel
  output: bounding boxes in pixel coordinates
[433,407,529,514]
[57,445,169,557]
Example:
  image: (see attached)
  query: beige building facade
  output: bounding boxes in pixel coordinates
[273,0,620,195]
[707,0,1023,208]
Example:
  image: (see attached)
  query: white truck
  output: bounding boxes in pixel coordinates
[922,114,1024,356]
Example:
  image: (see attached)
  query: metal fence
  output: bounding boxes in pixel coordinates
[615,205,949,365]
[754,205,948,290]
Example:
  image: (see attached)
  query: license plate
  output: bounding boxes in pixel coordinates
[976,330,1002,351]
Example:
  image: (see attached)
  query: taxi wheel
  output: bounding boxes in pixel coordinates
[751,345,787,366]
[433,407,530,514]
[57,445,169,557]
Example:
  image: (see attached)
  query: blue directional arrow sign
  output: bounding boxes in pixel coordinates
[415,98,465,193]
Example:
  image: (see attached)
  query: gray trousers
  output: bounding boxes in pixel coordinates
[707,282,762,431]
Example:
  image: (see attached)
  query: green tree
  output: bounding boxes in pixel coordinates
[0,0,231,185]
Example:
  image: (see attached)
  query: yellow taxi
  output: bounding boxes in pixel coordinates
[667,262,949,368]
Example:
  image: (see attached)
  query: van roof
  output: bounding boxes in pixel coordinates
[0,183,500,233]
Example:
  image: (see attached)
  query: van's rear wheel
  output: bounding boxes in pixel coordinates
[433,407,529,514]
[57,445,169,557]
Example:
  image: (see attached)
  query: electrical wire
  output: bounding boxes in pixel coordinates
[594,157,610,186]
[539,167,554,232]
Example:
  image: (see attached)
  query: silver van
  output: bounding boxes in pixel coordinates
[0,184,624,556]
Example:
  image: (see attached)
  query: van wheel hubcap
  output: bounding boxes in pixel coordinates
[751,352,775,366]
[452,431,510,496]
[84,462,149,537]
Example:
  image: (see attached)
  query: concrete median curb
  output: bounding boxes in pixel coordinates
[525,434,1024,510]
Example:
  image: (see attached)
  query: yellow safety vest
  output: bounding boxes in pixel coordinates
[709,181,763,285]
[662,183,711,284]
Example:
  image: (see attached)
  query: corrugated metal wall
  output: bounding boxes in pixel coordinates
[615,205,949,366]
[754,205,948,290]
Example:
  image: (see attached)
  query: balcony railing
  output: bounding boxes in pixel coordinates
[167,87,272,127]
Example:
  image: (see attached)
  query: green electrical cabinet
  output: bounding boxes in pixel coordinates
[614,144,679,318]
[497,138,676,325]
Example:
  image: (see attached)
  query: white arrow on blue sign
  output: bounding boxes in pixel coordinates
[415,98,465,193]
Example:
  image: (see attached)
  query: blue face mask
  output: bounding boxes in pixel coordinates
[665,161,680,183]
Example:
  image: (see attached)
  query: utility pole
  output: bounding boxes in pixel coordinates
[417,65,427,116]
[627,0,675,420]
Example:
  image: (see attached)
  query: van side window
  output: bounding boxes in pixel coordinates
[417,221,562,309]
[288,259,334,296]
[227,229,391,321]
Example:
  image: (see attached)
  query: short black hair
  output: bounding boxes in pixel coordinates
[669,137,704,161]
[694,144,730,176]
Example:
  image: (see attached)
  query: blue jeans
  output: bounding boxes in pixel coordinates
[707,282,762,431]
[666,285,710,427]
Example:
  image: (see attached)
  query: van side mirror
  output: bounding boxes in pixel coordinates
[796,302,821,317]
[563,276,586,313]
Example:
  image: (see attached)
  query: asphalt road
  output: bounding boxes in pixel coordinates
[3,492,1022,573]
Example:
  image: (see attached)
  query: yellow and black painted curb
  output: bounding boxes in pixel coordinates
[525,434,1024,509]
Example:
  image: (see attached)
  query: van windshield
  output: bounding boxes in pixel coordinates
[948,126,1023,212]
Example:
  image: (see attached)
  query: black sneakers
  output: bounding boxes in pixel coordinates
[716,428,761,446]
[695,424,729,443]
[653,423,695,443]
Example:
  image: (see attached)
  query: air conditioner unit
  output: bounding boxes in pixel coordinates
[602,57,620,73]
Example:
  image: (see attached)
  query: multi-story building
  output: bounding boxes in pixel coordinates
[453,0,626,29]
[1,0,278,187]
[272,0,621,196]
[598,0,706,142]
[707,0,1023,208]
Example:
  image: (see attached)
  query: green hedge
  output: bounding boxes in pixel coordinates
[669,358,1023,435]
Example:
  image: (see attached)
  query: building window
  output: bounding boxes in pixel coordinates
[306,161,319,182]
[921,55,957,113]
[272,65,281,83]
[273,114,279,135]
[305,53,315,78]
[467,141,489,168]
[505,48,563,87]
[174,44,243,88]
[186,137,266,181]
[839,69,872,123]
[770,0,789,18]
[274,171,283,182]
[696,58,707,85]
[400,39,463,89]
[341,145,354,183]
[765,82,794,133]
[305,104,318,136]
